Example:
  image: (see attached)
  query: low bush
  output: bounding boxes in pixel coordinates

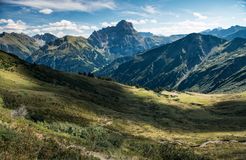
[127,140,207,160]
[44,122,124,151]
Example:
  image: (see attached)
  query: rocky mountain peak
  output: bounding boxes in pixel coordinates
[33,33,57,44]
[115,20,135,32]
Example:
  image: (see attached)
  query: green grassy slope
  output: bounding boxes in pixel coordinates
[0,50,246,159]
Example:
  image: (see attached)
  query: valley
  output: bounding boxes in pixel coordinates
[0,50,246,159]
[0,3,246,158]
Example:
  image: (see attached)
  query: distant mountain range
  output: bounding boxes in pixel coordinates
[0,21,246,93]
[88,20,184,59]
[0,20,185,73]
[28,36,107,73]
[202,25,246,40]
[105,33,246,93]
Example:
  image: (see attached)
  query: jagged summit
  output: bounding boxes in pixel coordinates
[115,20,135,32]
[88,20,151,57]
[33,33,57,44]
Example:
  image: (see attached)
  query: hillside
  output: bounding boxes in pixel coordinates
[177,38,246,93]
[1,50,246,159]
[95,56,133,76]
[28,35,108,73]
[0,32,40,60]
[110,33,226,90]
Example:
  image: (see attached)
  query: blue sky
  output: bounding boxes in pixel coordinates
[0,0,246,37]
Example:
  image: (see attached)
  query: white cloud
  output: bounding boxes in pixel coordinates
[90,26,98,30]
[127,19,158,25]
[0,19,98,38]
[192,12,208,20]
[142,5,158,14]
[123,5,158,17]
[101,21,117,27]
[100,19,157,28]
[4,0,116,12]
[38,20,97,37]
[0,19,27,33]
[122,11,148,17]
[39,8,53,14]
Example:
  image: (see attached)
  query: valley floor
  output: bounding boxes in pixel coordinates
[0,51,246,159]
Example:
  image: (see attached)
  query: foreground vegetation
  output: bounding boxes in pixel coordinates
[0,50,246,159]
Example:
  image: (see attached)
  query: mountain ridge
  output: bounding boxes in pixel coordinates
[109,33,246,93]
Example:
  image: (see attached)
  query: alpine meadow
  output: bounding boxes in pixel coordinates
[0,0,246,159]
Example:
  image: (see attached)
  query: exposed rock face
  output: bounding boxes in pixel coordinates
[88,20,150,58]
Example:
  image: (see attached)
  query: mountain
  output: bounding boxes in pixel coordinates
[88,20,183,59]
[139,32,186,46]
[88,20,151,58]
[225,29,246,40]
[110,33,227,90]
[28,35,108,73]
[95,56,133,76]
[1,49,246,159]
[0,32,40,60]
[202,25,246,40]
[33,33,57,45]
[176,38,246,93]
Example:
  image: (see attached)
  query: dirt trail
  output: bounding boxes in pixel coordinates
[198,140,246,148]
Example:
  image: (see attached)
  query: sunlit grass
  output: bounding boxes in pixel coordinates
[0,51,246,159]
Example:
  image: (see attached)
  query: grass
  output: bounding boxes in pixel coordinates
[0,50,246,159]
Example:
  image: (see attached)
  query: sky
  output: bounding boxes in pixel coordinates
[0,0,246,37]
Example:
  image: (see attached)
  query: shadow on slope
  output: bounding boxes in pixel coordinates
[1,50,246,133]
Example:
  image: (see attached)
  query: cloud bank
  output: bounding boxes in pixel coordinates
[3,0,116,12]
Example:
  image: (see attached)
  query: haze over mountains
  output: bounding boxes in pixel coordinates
[0,20,246,93]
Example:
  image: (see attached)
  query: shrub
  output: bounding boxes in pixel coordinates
[44,123,124,151]
[127,140,207,160]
